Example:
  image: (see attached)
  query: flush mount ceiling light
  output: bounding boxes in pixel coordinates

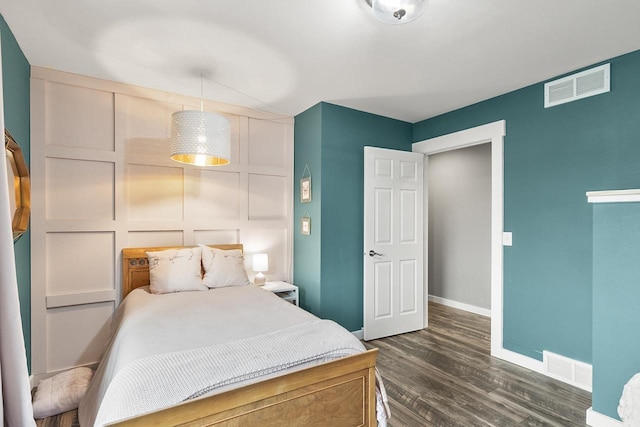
[371,0,429,24]
[170,75,231,167]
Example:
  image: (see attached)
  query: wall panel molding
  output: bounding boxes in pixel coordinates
[30,68,293,376]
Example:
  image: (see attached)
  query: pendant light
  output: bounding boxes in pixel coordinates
[371,0,429,24]
[170,75,231,166]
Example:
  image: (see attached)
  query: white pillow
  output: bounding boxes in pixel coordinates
[200,245,250,288]
[146,247,206,294]
[33,367,93,418]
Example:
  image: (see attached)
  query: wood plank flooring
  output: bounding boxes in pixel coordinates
[35,410,78,427]
[364,302,591,426]
[35,302,591,426]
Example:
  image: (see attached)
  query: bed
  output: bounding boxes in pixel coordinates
[78,244,382,426]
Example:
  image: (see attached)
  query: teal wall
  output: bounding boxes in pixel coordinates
[1,14,31,372]
[592,202,640,420]
[295,49,640,418]
[320,104,412,331]
[294,102,412,331]
[294,104,323,315]
[413,49,640,364]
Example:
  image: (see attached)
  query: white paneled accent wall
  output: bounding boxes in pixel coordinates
[30,67,294,377]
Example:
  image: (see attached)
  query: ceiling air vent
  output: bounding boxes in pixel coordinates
[544,63,610,108]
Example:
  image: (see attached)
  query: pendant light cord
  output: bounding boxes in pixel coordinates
[200,73,204,112]
[201,75,292,121]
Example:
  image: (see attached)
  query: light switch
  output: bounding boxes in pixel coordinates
[502,232,513,246]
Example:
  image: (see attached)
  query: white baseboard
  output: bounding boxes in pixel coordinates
[493,347,594,394]
[428,295,491,318]
[586,407,622,427]
[374,292,594,405]
[31,362,99,387]
[428,295,596,397]
[352,328,364,340]
[492,347,545,374]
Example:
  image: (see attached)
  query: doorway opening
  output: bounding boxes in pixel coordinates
[427,143,492,318]
[413,120,505,358]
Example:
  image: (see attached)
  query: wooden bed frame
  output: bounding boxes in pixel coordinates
[110,245,379,427]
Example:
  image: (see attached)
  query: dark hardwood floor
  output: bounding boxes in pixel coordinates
[36,302,591,426]
[35,411,78,427]
[365,302,591,426]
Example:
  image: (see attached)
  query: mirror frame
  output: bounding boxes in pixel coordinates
[5,129,30,241]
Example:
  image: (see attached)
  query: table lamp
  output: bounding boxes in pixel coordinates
[253,253,268,285]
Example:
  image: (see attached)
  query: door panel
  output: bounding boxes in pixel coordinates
[374,262,393,319]
[400,259,417,314]
[400,189,417,243]
[375,188,392,243]
[364,147,424,340]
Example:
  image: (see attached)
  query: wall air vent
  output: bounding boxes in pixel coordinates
[543,351,592,392]
[544,63,610,108]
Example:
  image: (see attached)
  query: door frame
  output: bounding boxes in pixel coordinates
[413,120,510,361]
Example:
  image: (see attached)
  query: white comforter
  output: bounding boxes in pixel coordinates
[79,285,385,426]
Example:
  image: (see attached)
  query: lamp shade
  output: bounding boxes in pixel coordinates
[170,110,231,166]
[371,0,428,24]
[253,253,269,272]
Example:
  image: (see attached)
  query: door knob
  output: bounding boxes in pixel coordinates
[368,250,383,257]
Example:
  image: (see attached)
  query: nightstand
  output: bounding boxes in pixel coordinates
[261,281,299,306]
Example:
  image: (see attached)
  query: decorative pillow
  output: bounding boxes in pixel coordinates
[33,367,93,419]
[200,245,250,288]
[146,247,206,294]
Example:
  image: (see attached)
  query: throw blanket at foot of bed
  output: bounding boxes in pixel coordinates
[92,319,369,426]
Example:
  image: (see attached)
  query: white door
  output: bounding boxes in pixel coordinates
[364,147,424,340]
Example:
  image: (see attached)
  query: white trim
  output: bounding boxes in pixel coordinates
[492,348,545,373]
[413,120,506,360]
[488,346,596,392]
[428,295,491,318]
[586,407,623,427]
[423,156,430,328]
[30,76,47,375]
[46,290,117,308]
[412,121,505,155]
[351,329,364,340]
[29,375,35,389]
[587,189,640,203]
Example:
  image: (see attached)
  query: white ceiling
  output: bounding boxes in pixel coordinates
[2,0,640,123]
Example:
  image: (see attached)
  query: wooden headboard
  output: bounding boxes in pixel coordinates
[121,244,244,299]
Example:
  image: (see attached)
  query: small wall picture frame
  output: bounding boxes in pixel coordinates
[301,216,311,235]
[300,176,312,203]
